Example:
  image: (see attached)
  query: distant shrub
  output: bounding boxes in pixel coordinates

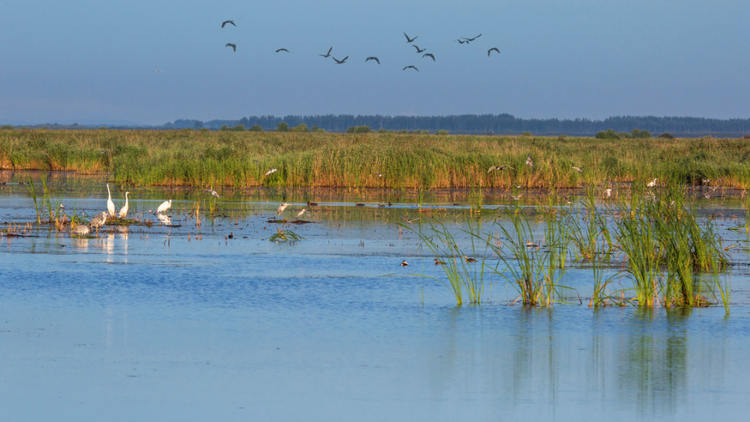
[397,130,408,134]
[277,122,289,132]
[249,125,263,132]
[233,124,245,132]
[595,129,620,140]
[199,128,210,132]
[356,126,371,133]
[99,126,108,130]
[744,135,750,140]
[219,125,229,131]
[291,124,310,132]
[632,128,652,139]
[522,131,532,136]
[377,128,387,133]
[0,125,14,130]
[658,132,675,139]
[436,130,449,135]
[557,134,567,141]
[311,125,319,132]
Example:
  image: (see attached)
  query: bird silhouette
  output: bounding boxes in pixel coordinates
[403,65,419,72]
[332,56,348,64]
[403,32,417,43]
[221,20,236,28]
[412,45,426,53]
[455,39,468,44]
[152,69,165,73]
[462,34,482,41]
[488,47,500,56]
[319,47,332,57]
[365,56,380,64]
[422,53,435,61]
[276,48,290,53]
[225,43,236,52]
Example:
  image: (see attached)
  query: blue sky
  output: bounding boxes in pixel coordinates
[1,0,748,125]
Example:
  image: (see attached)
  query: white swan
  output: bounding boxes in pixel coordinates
[118,192,130,219]
[106,184,116,217]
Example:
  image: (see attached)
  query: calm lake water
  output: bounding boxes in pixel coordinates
[1,173,749,421]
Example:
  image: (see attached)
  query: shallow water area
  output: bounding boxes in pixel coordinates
[2,175,750,421]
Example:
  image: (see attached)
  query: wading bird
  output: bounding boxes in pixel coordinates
[71,224,90,236]
[487,165,515,173]
[463,256,477,263]
[90,212,108,232]
[156,200,172,214]
[403,33,417,43]
[403,65,419,72]
[572,166,584,173]
[647,178,658,187]
[319,47,332,57]
[205,188,220,198]
[400,260,409,266]
[277,202,290,216]
[488,47,500,56]
[226,43,236,52]
[333,56,348,64]
[604,188,613,198]
[264,168,277,177]
[462,34,482,41]
[296,209,308,218]
[525,154,535,169]
[275,48,290,53]
[365,56,380,64]
[118,192,130,219]
[422,53,435,61]
[106,184,116,217]
[221,20,236,28]
[412,45,426,53]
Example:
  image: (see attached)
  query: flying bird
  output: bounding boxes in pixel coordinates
[156,200,172,214]
[319,47,332,57]
[365,57,380,64]
[512,194,523,201]
[204,188,220,198]
[462,34,482,41]
[403,33,417,43]
[400,214,421,224]
[412,45,426,53]
[572,166,584,173]
[332,56,348,64]
[276,48,290,53]
[454,39,468,44]
[221,20,236,28]
[488,165,515,173]
[264,168,277,176]
[525,154,535,169]
[488,47,500,56]
[225,43,236,52]
[152,69,165,73]
[403,65,419,72]
[422,53,435,61]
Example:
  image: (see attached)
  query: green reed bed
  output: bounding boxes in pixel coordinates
[3,129,750,188]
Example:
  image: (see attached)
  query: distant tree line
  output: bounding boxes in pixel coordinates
[164,114,750,136]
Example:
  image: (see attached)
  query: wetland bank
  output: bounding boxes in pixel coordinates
[1,143,750,420]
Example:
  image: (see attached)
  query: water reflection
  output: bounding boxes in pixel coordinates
[157,213,172,225]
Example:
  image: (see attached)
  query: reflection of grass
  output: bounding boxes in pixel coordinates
[4,130,750,188]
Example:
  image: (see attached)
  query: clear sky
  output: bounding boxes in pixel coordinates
[1,0,749,125]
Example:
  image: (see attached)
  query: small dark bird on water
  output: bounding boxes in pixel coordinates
[319,47,332,57]
[412,45,426,53]
[400,260,409,266]
[225,43,236,52]
[307,200,318,207]
[434,258,446,265]
[488,47,500,56]
[333,56,348,64]
[403,65,419,72]
[403,32,417,43]
[221,20,236,28]
[366,57,380,64]
[422,53,435,61]
[276,48,290,53]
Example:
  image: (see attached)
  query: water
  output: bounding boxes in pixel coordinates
[1,173,750,421]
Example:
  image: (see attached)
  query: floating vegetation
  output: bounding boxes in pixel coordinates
[269,228,305,243]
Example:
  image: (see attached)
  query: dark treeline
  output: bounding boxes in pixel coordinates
[164,114,750,136]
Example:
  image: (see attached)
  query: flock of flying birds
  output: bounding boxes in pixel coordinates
[214,20,501,73]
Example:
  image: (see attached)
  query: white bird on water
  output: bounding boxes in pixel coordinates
[118,192,130,219]
[277,202,290,216]
[106,184,116,217]
[296,209,308,218]
[156,200,172,214]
